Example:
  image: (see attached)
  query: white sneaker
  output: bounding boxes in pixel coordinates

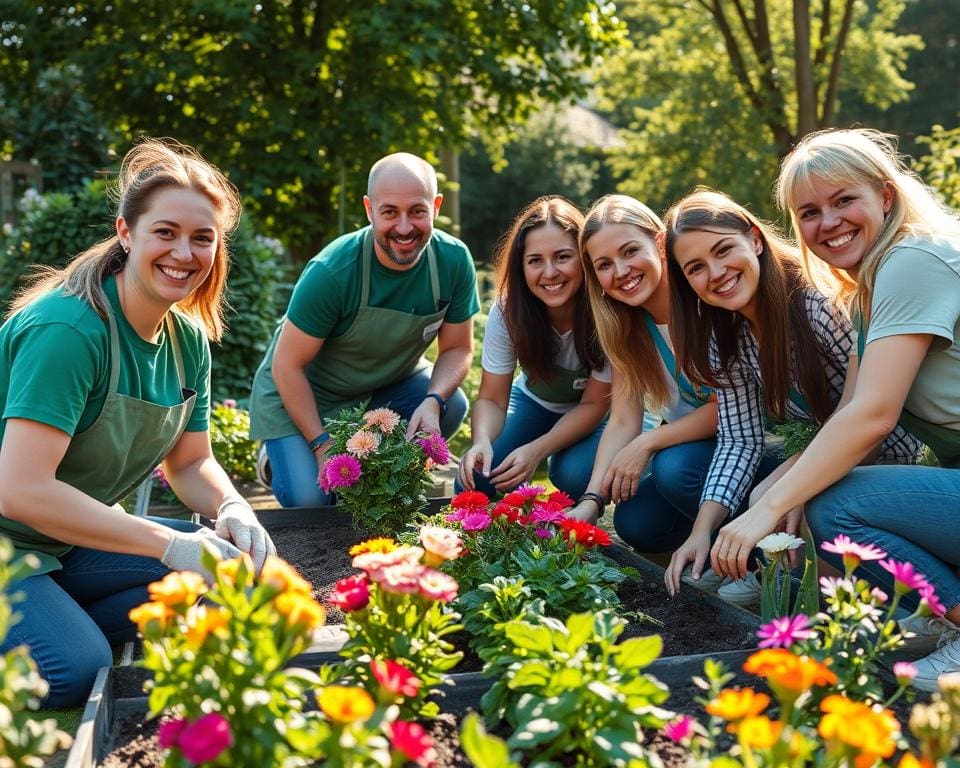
[912,634,960,692]
[717,571,762,608]
[680,566,729,594]
[256,443,272,488]
[898,615,960,655]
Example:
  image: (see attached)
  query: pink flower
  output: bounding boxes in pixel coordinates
[418,568,459,602]
[534,526,554,539]
[417,432,450,465]
[152,466,170,491]
[371,659,421,699]
[176,713,233,764]
[352,545,424,576]
[222,398,237,408]
[157,717,187,749]
[757,614,817,648]
[372,561,425,594]
[346,429,381,458]
[444,510,465,523]
[364,407,401,434]
[528,503,565,525]
[390,721,437,768]
[419,525,463,566]
[870,587,889,604]
[514,483,546,500]
[320,454,362,491]
[917,583,946,617]
[663,715,696,743]
[880,559,931,594]
[460,512,492,531]
[821,535,886,572]
[893,661,918,685]
[328,575,370,612]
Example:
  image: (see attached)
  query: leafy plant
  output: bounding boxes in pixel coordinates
[209,400,259,483]
[770,419,820,458]
[756,532,819,622]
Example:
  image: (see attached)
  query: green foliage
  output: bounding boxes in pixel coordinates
[915,121,960,209]
[459,713,521,768]
[771,419,821,458]
[209,400,259,482]
[0,537,72,765]
[756,533,819,622]
[479,609,670,767]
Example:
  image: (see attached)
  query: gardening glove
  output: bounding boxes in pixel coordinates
[161,528,243,582]
[214,495,276,572]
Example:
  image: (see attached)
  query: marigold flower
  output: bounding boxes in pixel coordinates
[460,511,492,532]
[819,695,898,761]
[259,556,312,595]
[363,407,401,434]
[419,525,463,566]
[743,648,837,694]
[705,688,770,722]
[449,490,490,510]
[346,428,381,458]
[328,574,370,612]
[880,558,931,594]
[176,713,233,764]
[274,592,326,631]
[319,686,376,724]
[558,518,612,548]
[371,659,421,698]
[662,715,697,743]
[372,561,425,594]
[390,721,438,768]
[417,432,450,465]
[216,554,253,588]
[148,570,207,608]
[821,534,886,572]
[757,614,816,649]
[349,537,398,557]
[184,604,230,647]
[737,715,783,749]
[129,601,173,635]
[418,568,459,602]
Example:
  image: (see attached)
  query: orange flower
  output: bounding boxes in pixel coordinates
[348,537,398,557]
[706,688,770,722]
[274,592,326,631]
[737,715,783,749]
[129,601,173,635]
[260,556,311,595]
[216,554,253,588]
[184,605,230,647]
[900,754,935,768]
[319,686,376,724]
[819,695,898,763]
[148,571,207,608]
[744,648,837,694]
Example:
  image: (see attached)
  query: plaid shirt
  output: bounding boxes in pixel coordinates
[701,289,923,514]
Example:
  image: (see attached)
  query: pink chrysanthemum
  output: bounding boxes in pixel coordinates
[418,568,459,603]
[663,715,696,744]
[320,454,362,491]
[821,535,886,573]
[880,559,931,594]
[372,562,425,594]
[346,429,381,458]
[528,503,566,525]
[534,526,554,539]
[352,545,424,578]
[918,584,946,618]
[514,483,546,500]
[364,407,401,434]
[757,614,817,649]
[460,512,492,532]
[417,432,450,465]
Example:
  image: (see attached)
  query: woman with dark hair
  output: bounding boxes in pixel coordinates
[664,188,920,604]
[457,197,610,499]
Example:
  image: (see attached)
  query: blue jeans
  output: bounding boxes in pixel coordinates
[267,367,468,508]
[806,465,960,613]
[0,517,197,707]
[614,439,785,553]
[457,386,607,500]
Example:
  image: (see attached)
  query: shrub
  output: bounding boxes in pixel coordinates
[210,400,259,483]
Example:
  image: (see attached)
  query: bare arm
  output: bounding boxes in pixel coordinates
[458,369,511,489]
[407,317,474,437]
[161,429,239,518]
[272,319,327,441]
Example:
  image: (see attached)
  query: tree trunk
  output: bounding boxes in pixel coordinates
[793,0,817,137]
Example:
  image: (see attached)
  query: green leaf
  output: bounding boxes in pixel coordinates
[504,623,555,654]
[460,713,520,768]
[508,661,553,689]
[615,635,663,669]
[506,718,564,750]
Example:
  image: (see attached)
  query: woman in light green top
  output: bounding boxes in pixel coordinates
[0,139,274,706]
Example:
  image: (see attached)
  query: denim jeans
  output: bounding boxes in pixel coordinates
[806,465,960,613]
[0,516,197,707]
[266,367,468,508]
[455,386,607,500]
[613,439,785,553]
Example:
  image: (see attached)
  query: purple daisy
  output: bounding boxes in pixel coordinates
[880,558,930,595]
[756,613,817,648]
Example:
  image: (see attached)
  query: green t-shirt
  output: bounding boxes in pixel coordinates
[286,226,480,339]
[0,274,211,447]
[867,235,960,430]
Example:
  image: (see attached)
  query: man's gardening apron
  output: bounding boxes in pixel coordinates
[0,307,196,574]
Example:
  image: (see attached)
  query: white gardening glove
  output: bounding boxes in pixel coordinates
[214,496,276,572]
[161,528,242,582]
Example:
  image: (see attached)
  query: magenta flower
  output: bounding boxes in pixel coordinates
[222,398,237,408]
[821,534,886,573]
[460,512,492,531]
[528,503,565,525]
[417,432,450,465]
[918,584,946,618]
[514,483,546,500]
[176,713,233,764]
[893,661,918,685]
[157,717,187,749]
[328,574,371,612]
[534,526,554,539]
[880,558,930,594]
[757,614,817,648]
[663,715,697,743]
[320,454,362,492]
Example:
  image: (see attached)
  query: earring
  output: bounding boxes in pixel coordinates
[697,298,702,317]
[122,244,130,254]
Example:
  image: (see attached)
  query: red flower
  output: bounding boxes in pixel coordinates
[501,491,526,508]
[547,490,575,508]
[371,659,421,698]
[491,502,522,523]
[450,490,489,510]
[328,574,370,611]
[558,518,611,548]
[390,721,437,768]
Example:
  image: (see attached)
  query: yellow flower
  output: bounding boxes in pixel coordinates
[819,695,898,763]
[260,556,311,595]
[148,571,207,608]
[129,601,173,635]
[737,715,783,749]
[216,554,254,588]
[319,686,376,724]
[744,648,837,694]
[348,537,398,557]
[899,754,934,768]
[274,592,326,631]
[706,688,770,722]
[184,605,230,647]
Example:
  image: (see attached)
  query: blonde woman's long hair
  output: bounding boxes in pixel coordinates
[579,194,671,411]
[776,128,960,327]
[9,138,242,340]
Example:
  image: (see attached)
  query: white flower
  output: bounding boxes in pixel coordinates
[757,532,805,556]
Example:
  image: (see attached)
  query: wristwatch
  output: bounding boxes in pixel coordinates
[424,392,447,416]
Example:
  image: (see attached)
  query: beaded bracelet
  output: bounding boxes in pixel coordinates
[308,432,330,453]
[578,492,606,516]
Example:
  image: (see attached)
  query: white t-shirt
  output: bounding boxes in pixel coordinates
[651,323,698,424]
[481,302,612,414]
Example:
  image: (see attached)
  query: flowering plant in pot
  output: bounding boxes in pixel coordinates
[321,405,448,535]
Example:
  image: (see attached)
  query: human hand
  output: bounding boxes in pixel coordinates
[600,437,653,504]
[565,499,600,524]
[406,398,442,439]
[664,529,712,597]
[313,440,334,489]
[778,505,805,569]
[710,501,781,580]
[458,441,493,490]
[161,528,243,582]
[214,497,276,572]
[489,442,544,491]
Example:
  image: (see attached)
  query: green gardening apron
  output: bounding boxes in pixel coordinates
[642,312,713,408]
[0,307,197,574]
[250,230,449,438]
[525,362,590,405]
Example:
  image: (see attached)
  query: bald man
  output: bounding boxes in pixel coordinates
[249,153,479,507]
